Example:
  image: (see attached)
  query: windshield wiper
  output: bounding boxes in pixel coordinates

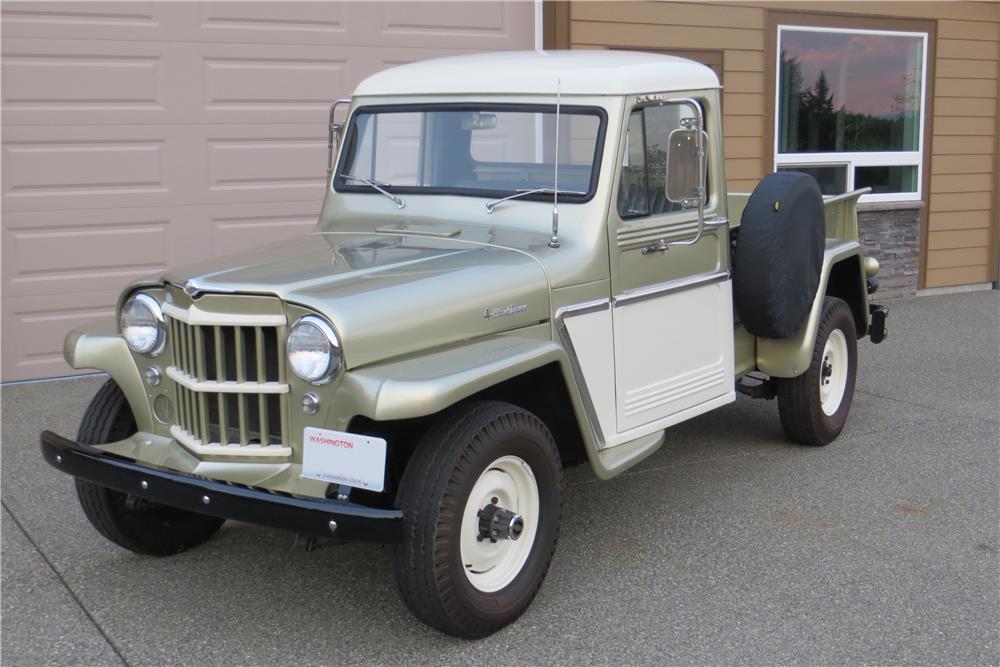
[340,174,405,209]
[485,187,586,213]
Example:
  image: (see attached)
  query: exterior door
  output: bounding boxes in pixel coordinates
[609,95,735,440]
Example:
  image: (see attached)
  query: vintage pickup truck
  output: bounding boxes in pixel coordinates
[41,51,888,637]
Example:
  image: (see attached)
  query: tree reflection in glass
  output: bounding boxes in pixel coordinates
[778,29,924,154]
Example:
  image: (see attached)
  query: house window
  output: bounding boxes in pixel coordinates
[774,26,927,202]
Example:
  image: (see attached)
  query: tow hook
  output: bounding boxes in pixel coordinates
[292,533,335,552]
[125,494,152,511]
[869,305,889,344]
[477,504,524,542]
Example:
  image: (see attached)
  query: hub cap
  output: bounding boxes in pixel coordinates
[460,455,539,593]
[819,329,849,416]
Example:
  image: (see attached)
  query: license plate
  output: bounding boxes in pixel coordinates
[302,427,387,492]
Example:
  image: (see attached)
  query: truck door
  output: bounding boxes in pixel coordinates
[608,96,735,440]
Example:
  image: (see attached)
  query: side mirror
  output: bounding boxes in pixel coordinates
[327,98,351,177]
[665,127,706,208]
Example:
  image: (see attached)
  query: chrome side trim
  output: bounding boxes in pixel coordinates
[554,298,610,321]
[613,271,730,307]
[616,217,729,248]
[553,298,610,446]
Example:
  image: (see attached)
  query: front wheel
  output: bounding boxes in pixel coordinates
[777,297,858,446]
[75,379,225,556]
[393,401,562,638]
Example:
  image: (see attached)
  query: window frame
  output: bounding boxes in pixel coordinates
[616,98,711,223]
[332,102,608,204]
[772,24,929,204]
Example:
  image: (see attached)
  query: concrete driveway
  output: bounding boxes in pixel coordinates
[3,290,998,665]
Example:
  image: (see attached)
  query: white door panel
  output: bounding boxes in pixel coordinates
[613,279,734,433]
[560,305,616,440]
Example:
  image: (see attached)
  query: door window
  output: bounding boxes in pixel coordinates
[617,102,703,220]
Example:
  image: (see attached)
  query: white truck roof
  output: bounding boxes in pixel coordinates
[352,50,720,97]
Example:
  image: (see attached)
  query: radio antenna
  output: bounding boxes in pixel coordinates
[549,77,561,249]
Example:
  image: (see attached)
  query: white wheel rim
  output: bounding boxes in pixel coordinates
[819,329,849,416]
[459,455,539,593]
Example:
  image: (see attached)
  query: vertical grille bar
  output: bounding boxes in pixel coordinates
[255,326,268,446]
[213,326,227,445]
[168,318,177,363]
[186,322,197,377]
[234,326,247,444]
[194,325,209,443]
[277,326,289,447]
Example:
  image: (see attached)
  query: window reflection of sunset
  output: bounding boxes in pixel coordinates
[781,31,923,118]
[774,25,927,201]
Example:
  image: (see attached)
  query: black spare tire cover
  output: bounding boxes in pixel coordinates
[733,171,824,339]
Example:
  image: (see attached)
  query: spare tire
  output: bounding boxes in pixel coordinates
[733,172,825,339]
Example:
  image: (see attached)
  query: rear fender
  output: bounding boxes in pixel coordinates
[757,241,868,378]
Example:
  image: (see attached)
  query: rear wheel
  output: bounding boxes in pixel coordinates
[393,401,562,638]
[74,379,224,556]
[777,297,858,446]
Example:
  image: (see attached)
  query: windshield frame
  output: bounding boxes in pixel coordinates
[332,102,608,205]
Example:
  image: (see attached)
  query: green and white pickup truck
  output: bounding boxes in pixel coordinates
[41,50,888,637]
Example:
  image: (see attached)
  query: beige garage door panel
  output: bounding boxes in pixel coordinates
[1,1,533,381]
[2,39,493,127]
[3,200,319,300]
[2,290,121,379]
[2,124,330,212]
[1,2,530,49]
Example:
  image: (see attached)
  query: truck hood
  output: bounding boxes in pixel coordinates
[162,231,551,368]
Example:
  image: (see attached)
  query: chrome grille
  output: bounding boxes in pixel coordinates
[165,307,290,459]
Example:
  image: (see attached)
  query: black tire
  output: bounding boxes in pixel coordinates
[734,172,825,339]
[74,379,225,556]
[393,401,562,638]
[777,297,858,446]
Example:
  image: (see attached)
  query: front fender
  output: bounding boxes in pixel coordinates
[756,240,865,378]
[345,332,569,422]
[64,321,153,430]
[343,328,662,481]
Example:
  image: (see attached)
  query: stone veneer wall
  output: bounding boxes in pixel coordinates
[857,203,922,299]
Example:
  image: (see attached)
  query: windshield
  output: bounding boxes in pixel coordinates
[335,104,605,202]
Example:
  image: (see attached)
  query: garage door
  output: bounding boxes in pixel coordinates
[1,1,533,381]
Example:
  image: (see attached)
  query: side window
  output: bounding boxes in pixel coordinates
[618,111,649,217]
[617,102,702,221]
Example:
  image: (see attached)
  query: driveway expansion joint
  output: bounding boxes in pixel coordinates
[2,501,131,667]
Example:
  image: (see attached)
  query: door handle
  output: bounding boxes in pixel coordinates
[641,240,670,255]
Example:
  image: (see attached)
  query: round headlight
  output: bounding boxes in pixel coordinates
[120,293,165,355]
[287,315,341,384]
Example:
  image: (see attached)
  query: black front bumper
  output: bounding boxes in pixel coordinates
[40,431,403,543]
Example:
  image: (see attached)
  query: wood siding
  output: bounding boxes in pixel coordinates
[563,1,999,288]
